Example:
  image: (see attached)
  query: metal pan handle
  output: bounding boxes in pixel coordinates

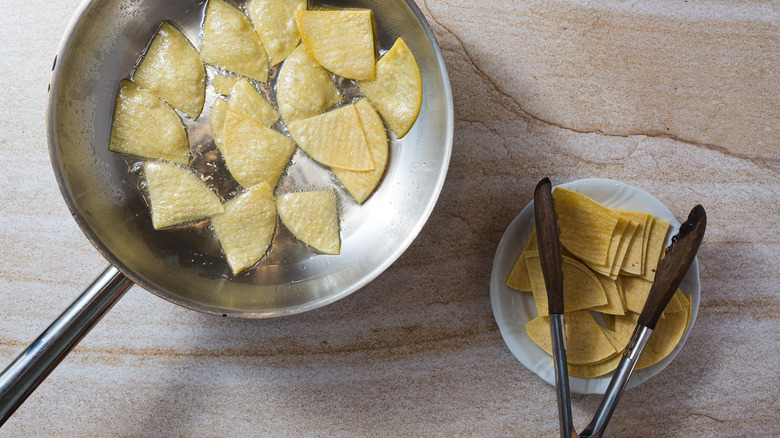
[0,266,133,425]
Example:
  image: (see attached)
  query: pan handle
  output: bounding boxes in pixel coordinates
[0,265,133,425]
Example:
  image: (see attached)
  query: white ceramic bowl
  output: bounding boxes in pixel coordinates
[490,178,700,394]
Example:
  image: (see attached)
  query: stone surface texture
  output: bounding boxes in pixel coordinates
[0,0,778,436]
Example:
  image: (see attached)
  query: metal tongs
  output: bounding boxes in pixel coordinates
[534,178,577,438]
[533,178,707,438]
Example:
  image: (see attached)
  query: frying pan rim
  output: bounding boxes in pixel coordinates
[46,0,454,318]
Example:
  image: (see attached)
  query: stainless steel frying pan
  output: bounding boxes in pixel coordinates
[0,0,452,423]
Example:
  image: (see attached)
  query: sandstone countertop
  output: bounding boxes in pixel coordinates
[0,0,777,436]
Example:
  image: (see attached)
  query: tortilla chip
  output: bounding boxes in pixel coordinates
[525,251,608,316]
[609,218,638,277]
[568,352,622,378]
[505,231,537,292]
[526,310,617,365]
[600,327,627,352]
[637,306,689,369]
[663,289,686,314]
[585,216,629,278]
[590,274,625,315]
[620,275,654,314]
[612,311,639,345]
[603,314,616,332]
[614,209,652,275]
[641,217,670,281]
[552,188,621,266]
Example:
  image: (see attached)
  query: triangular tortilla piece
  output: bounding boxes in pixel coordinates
[143,161,224,229]
[586,216,629,278]
[276,189,340,254]
[212,74,241,96]
[609,218,638,277]
[552,188,621,266]
[526,311,616,365]
[209,97,228,149]
[110,80,189,164]
[276,44,342,123]
[221,111,295,189]
[612,311,639,346]
[247,0,306,66]
[287,104,374,171]
[331,99,388,203]
[636,306,689,369]
[620,275,654,314]
[358,38,422,138]
[641,217,671,281]
[200,0,269,82]
[603,314,616,332]
[505,231,537,292]
[226,79,279,126]
[614,209,652,275]
[133,22,206,119]
[682,296,692,334]
[525,251,608,316]
[590,273,625,315]
[662,289,686,314]
[212,182,277,274]
[296,10,376,80]
[600,327,627,353]
[568,352,622,378]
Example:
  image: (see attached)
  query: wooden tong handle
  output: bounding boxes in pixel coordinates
[638,205,706,329]
[534,177,565,315]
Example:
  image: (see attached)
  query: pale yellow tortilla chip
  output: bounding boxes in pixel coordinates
[600,327,627,352]
[331,99,388,204]
[212,74,241,96]
[109,80,190,164]
[143,161,224,229]
[590,273,625,315]
[637,306,689,369]
[609,218,638,277]
[276,43,342,123]
[525,251,608,316]
[209,97,228,149]
[526,311,616,365]
[553,188,621,266]
[211,183,276,274]
[357,38,422,138]
[586,216,629,278]
[612,311,639,345]
[287,104,374,171]
[568,352,622,378]
[221,110,296,189]
[505,231,537,292]
[276,189,341,254]
[641,217,671,281]
[226,78,279,127]
[133,22,206,120]
[296,10,376,80]
[663,289,686,314]
[620,275,654,314]
[613,209,652,275]
[200,0,269,82]
[247,0,306,66]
